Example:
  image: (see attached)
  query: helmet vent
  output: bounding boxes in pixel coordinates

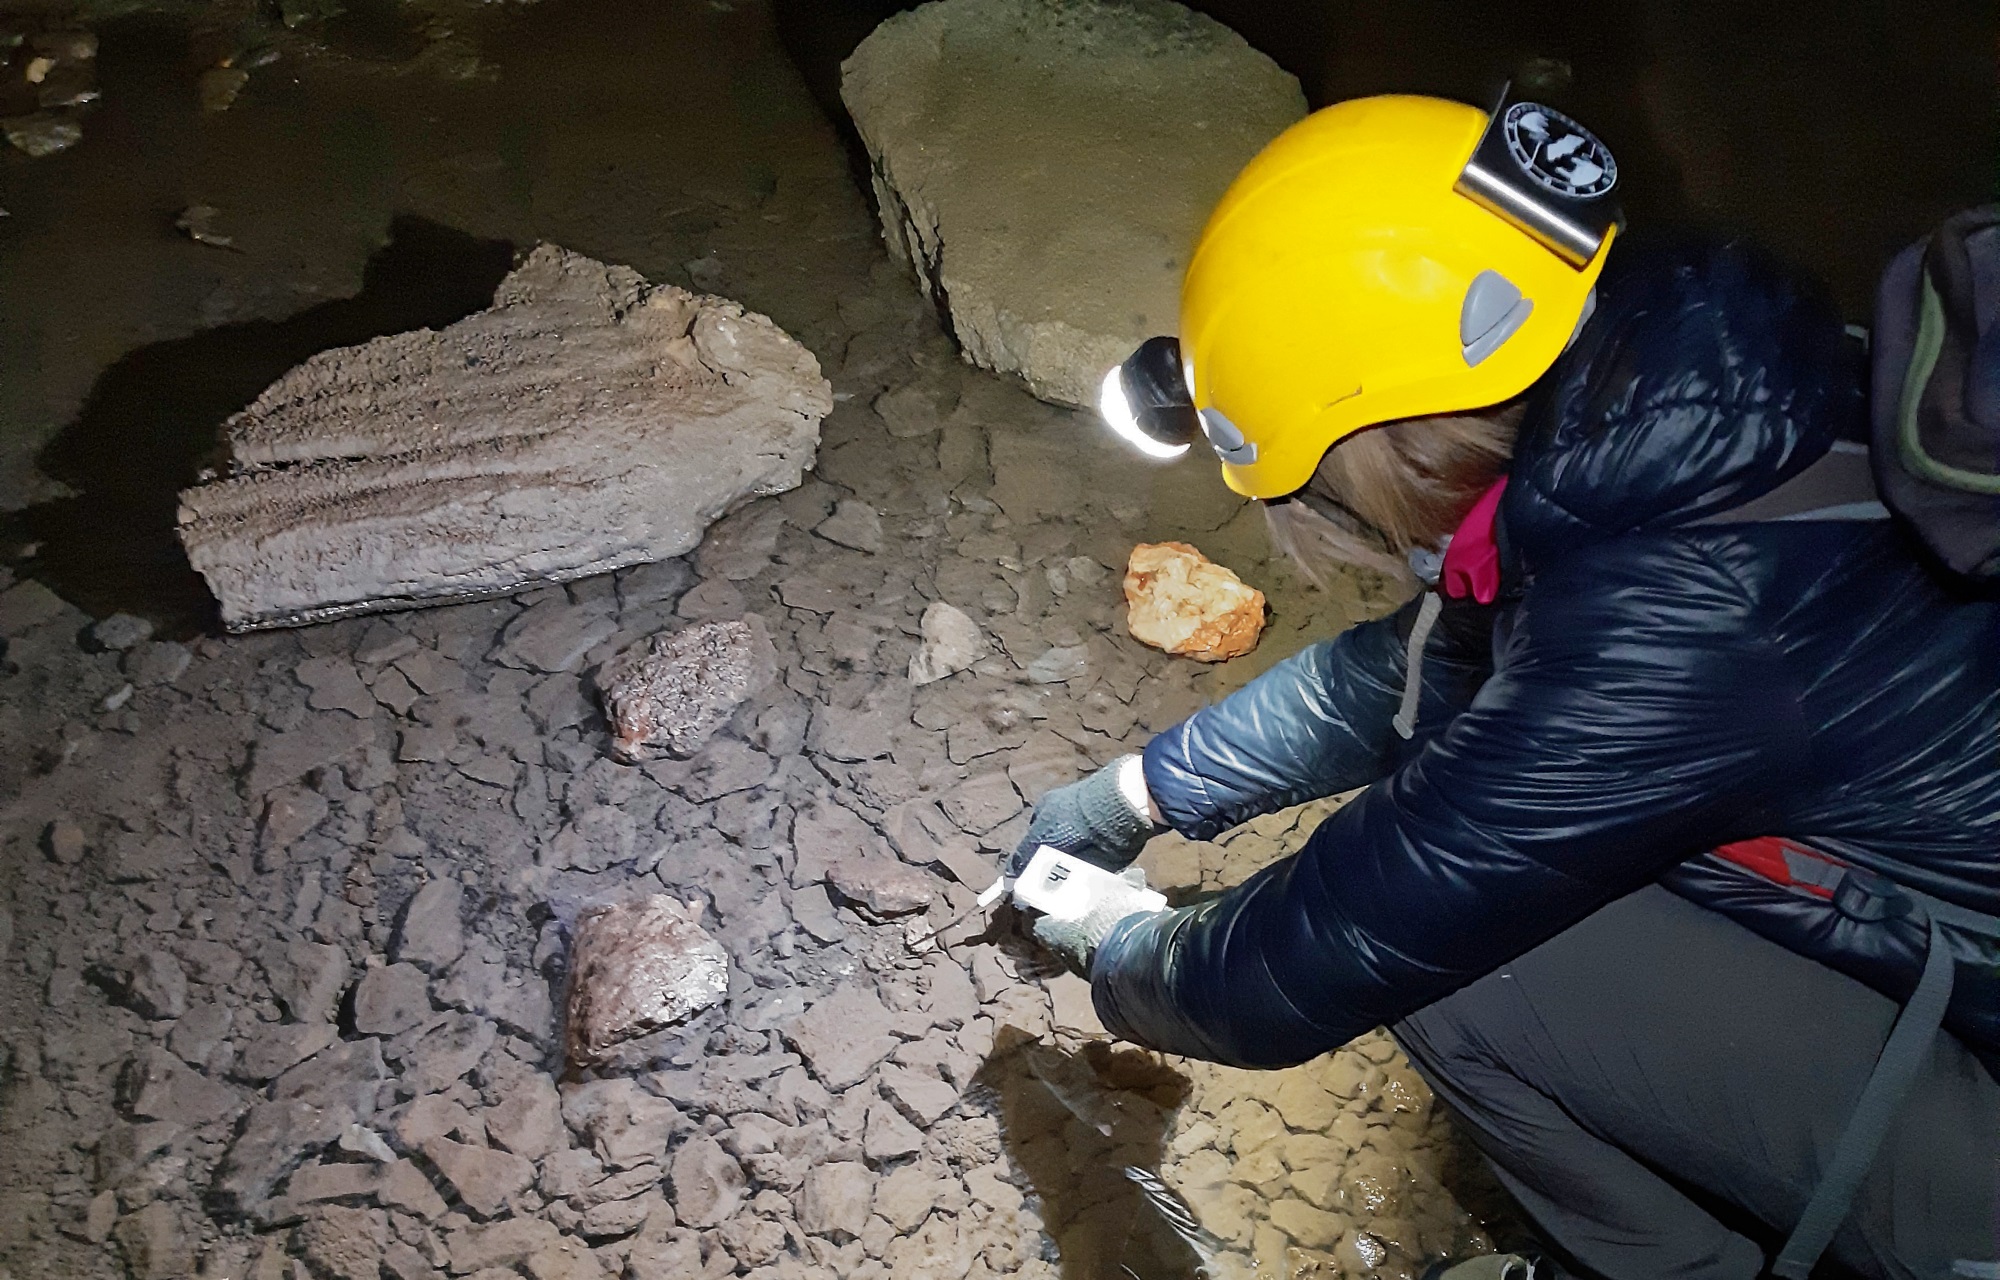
[1461,269,1534,366]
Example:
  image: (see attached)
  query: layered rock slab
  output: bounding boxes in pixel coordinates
[841,0,1304,406]
[177,245,833,631]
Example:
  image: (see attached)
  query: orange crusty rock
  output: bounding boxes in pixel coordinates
[1123,541,1267,662]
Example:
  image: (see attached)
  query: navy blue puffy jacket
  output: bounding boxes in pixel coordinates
[1092,236,2000,1069]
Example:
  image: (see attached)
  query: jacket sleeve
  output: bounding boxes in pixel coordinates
[1094,539,1804,1068]
[1142,594,1496,842]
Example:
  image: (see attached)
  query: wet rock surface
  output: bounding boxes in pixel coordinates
[842,0,1304,408]
[562,895,729,1071]
[176,246,834,631]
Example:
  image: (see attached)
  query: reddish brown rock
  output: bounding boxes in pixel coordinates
[1123,541,1266,662]
[598,616,777,761]
[563,896,729,1071]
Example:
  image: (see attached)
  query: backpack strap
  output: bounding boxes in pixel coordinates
[1770,872,2000,1278]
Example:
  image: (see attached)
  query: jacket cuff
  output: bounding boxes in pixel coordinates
[1089,904,1240,1063]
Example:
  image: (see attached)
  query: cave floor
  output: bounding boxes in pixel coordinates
[0,3,1515,1278]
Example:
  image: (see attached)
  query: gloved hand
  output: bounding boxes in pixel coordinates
[1028,865,1165,977]
[1006,755,1161,880]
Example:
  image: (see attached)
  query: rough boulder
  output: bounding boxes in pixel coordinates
[177,245,832,631]
[841,0,1303,407]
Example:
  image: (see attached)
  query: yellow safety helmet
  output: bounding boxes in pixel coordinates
[1098,88,1622,499]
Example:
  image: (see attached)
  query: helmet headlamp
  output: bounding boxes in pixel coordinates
[1454,81,1622,267]
[1098,335,1198,460]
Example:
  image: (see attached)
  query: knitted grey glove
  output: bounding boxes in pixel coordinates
[1006,755,1159,879]
[1028,866,1161,977]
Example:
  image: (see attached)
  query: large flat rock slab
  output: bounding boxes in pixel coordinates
[841,0,1304,407]
[177,245,833,631]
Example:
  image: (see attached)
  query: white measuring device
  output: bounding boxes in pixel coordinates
[972,844,1167,924]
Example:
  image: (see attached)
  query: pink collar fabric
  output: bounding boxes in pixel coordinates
[1440,478,1508,605]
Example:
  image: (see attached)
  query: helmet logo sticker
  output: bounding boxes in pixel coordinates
[1503,103,1617,199]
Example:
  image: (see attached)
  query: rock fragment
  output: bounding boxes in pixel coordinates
[781,985,898,1090]
[798,1161,872,1241]
[352,963,433,1037]
[88,612,154,650]
[814,498,883,553]
[1124,541,1266,662]
[2,112,82,157]
[562,896,729,1071]
[598,615,777,761]
[394,879,466,971]
[826,855,936,917]
[667,1134,744,1228]
[424,1138,533,1218]
[483,1074,564,1160]
[907,601,986,685]
[841,0,1303,406]
[113,1202,194,1280]
[176,245,832,631]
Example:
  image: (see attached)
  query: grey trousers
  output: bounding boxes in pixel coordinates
[1393,886,2000,1280]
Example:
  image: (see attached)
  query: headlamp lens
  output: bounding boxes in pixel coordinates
[1098,335,1199,460]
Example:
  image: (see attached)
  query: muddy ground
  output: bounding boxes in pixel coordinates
[0,2,1523,1278]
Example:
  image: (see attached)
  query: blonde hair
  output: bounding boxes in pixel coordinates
[1266,400,1526,584]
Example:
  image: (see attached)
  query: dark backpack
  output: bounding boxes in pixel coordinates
[1871,204,2000,580]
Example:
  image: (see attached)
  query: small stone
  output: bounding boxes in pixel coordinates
[198,65,249,112]
[297,656,377,718]
[798,1161,872,1241]
[114,1201,194,1280]
[781,985,898,1091]
[483,1075,564,1160]
[447,1217,565,1273]
[1268,1197,1343,1250]
[43,817,85,864]
[939,770,1023,835]
[873,1163,948,1232]
[168,1003,233,1065]
[1026,643,1089,684]
[403,1014,496,1096]
[287,1160,383,1203]
[907,601,986,686]
[352,963,433,1037]
[257,785,331,862]
[337,1125,396,1162]
[378,1159,449,1220]
[262,938,349,1023]
[1269,1072,1341,1132]
[354,621,418,666]
[395,1095,480,1149]
[1124,541,1267,662]
[424,1138,534,1218]
[879,1068,959,1128]
[562,1078,684,1170]
[233,1022,340,1083]
[693,504,785,581]
[562,896,728,1071]
[579,1189,662,1238]
[89,612,154,650]
[125,639,193,686]
[84,1190,119,1243]
[598,616,777,761]
[500,600,620,674]
[3,111,82,157]
[814,499,883,553]
[395,880,466,971]
[123,1046,242,1126]
[123,950,189,1019]
[298,1205,389,1280]
[862,1098,923,1162]
[667,1134,745,1228]
[0,578,65,633]
[826,856,936,917]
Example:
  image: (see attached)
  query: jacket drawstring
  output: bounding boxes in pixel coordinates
[1392,591,1443,740]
